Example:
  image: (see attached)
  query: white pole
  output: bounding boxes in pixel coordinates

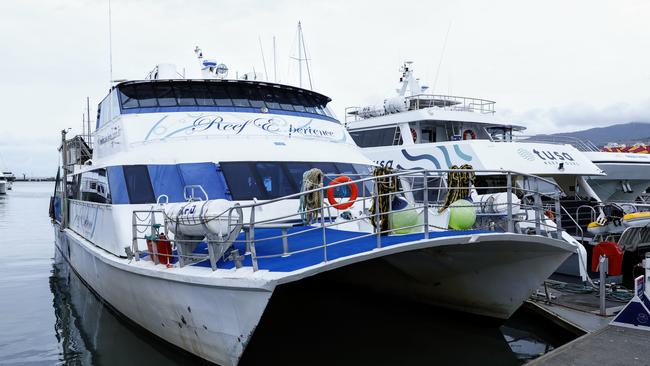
[108,0,113,86]
[297,22,302,88]
[273,36,277,83]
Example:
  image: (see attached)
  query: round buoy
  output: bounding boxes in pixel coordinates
[448,199,476,230]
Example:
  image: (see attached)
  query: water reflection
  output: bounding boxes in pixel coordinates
[50,251,206,365]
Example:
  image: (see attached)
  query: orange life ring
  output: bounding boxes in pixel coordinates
[411,128,418,142]
[463,129,476,140]
[544,209,555,220]
[327,176,359,210]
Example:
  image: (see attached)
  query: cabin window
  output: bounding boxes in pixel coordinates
[221,162,372,200]
[407,176,447,203]
[117,81,336,121]
[349,127,398,148]
[123,165,156,204]
[220,163,263,200]
[79,168,112,204]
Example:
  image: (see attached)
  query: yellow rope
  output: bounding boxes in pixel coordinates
[299,168,323,224]
[439,164,475,212]
[370,167,399,232]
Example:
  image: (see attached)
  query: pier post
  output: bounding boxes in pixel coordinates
[599,255,608,316]
[423,171,429,239]
[60,129,68,230]
[506,172,514,233]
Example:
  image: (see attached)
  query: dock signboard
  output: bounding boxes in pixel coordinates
[611,275,650,331]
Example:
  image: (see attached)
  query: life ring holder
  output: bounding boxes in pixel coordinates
[463,129,476,140]
[327,176,359,210]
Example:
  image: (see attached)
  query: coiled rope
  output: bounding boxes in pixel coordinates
[439,164,475,212]
[370,167,399,232]
[299,168,323,224]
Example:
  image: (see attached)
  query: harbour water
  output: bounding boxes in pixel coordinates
[0,182,576,365]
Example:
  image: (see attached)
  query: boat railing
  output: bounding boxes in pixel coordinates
[345,94,496,124]
[131,169,566,272]
[511,135,600,152]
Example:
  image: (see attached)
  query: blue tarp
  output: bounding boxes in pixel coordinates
[177,162,231,201]
[147,165,186,203]
[107,162,231,204]
[107,166,129,204]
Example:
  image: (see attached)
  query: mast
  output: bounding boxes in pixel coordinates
[273,35,277,83]
[291,21,313,90]
[86,96,91,143]
[298,22,303,88]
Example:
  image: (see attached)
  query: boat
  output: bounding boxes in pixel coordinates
[50,51,575,365]
[0,173,7,194]
[345,61,610,279]
[2,171,15,190]
[526,138,650,203]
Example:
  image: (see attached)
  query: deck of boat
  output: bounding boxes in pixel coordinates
[146,226,489,272]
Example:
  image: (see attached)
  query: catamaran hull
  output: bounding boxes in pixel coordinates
[54,224,573,364]
[54,225,272,366]
[325,234,574,319]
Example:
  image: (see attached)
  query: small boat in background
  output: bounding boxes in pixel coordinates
[2,172,15,190]
[0,173,8,194]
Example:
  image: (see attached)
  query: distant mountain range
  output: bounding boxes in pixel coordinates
[535,122,650,148]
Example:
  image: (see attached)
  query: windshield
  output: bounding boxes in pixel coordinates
[117,81,336,120]
[486,127,512,142]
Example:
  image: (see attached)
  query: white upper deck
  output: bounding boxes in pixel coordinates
[89,76,368,171]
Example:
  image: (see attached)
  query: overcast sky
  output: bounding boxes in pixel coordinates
[1,0,649,176]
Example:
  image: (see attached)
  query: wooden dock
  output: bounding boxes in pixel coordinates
[528,325,650,365]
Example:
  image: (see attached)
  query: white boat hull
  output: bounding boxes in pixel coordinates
[54,226,272,366]
[327,234,574,319]
[55,223,574,364]
[585,152,650,201]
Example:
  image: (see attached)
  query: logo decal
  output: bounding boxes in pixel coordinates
[517,148,536,161]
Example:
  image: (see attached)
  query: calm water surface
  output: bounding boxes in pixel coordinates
[0,182,574,365]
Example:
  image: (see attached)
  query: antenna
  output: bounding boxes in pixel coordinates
[108,0,114,86]
[258,36,268,81]
[86,96,91,142]
[273,36,277,82]
[432,21,452,95]
[290,21,313,89]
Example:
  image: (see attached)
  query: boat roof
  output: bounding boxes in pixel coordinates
[113,78,332,104]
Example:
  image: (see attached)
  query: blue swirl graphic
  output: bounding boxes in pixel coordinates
[401,149,441,169]
[436,146,452,167]
[453,145,473,161]
[144,115,169,141]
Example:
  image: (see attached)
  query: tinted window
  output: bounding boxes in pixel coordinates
[117,81,335,120]
[209,84,233,106]
[221,161,371,200]
[173,83,198,106]
[349,127,398,148]
[155,84,176,107]
[255,162,296,198]
[409,176,446,203]
[225,84,251,107]
[123,165,155,204]
[220,163,263,200]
